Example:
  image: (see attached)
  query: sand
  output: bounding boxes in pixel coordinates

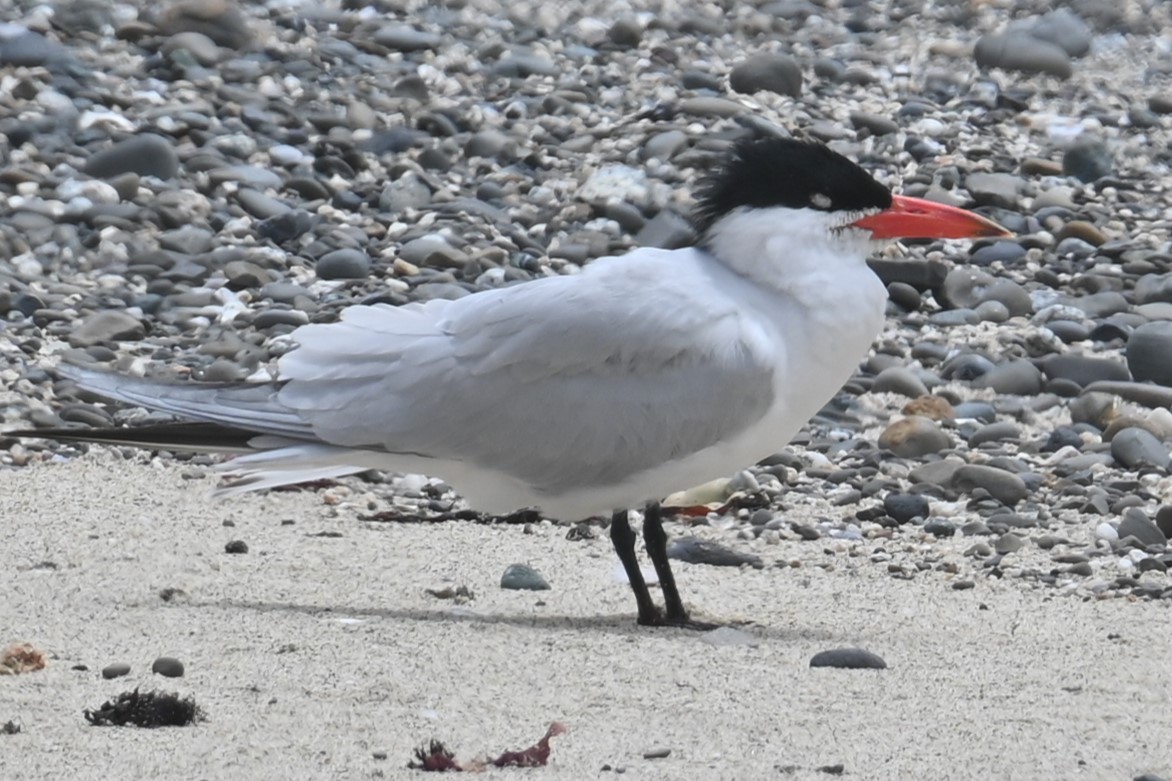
[2,453,1170,781]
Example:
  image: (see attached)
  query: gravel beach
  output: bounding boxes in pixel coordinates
[4,0,1172,778]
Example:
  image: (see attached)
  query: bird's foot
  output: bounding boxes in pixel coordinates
[636,607,719,631]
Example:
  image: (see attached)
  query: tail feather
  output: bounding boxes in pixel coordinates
[6,422,261,454]
[56,363,313,440]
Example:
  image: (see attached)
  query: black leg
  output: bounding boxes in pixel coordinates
[609,510,662,626]
[642,502,690,624]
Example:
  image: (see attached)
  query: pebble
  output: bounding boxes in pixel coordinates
[316,249,371,281]
[971,360,1043,396]
[950,465,1029,506]
[973,33,1072,79]
[1118,509,1168,548]
[871,367,929,398]
[69,311,146,347]
[883,493,930,524]
[500,563,550,591]
[151,657,185,678]
[809,648,887,670]
[85,134,180,180]
[1126,322,1172,386]
[666,537,764,568]
[729,52,802,97]
[1063,138,1113,183]
[224,540,249,554]
[101,662,131,679]
[1110,428,1169,469]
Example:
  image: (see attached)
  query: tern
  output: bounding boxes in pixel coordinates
[12,137,1008,627]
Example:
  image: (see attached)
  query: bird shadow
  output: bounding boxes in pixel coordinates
[183,597,846,643]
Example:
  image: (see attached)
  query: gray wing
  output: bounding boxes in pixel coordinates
[277,249,777,494]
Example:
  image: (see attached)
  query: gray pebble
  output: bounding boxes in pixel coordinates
[968,421,1020,447]
[971,360,1043,395]
[883,493,930,524]
[1127,321,1172,387]
[101,662,131,679]
[501,563,550,591]
[70,310,146,347]
[1063,138,1112,183]
[316,249,371,281]
[809,648,887,670]
[1118,508,1168,548]
[666,537,764,568]
[1110,428,1169,469]
[974,33,1072,79]
[729,52,802,97]
[871,367,929,398]
[151,656,185,678]
[85,134,179,180]
[951,465,1029,505]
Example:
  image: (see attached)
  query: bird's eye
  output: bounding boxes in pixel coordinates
[810,192,833,210]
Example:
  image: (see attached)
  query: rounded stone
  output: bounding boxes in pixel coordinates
[151,657,185,678]
[85,134,180,180]
[1127,322,1172,387]
[101,662,131,679]
[729,52,802,97]
[809,648,887,670]
[316,248,371,281]
[500,563,550,591]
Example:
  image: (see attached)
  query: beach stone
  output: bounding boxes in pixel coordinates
[1110,428,1169,469]
[500,563,550,591]
[969,241,1027,266]
[871,367,929,398]
[877,416,951,458]
[729,52,802,97]
[1118,509,1168,548]
[887,282,922,311]
[373,24,441,52]
[971,360,1043,395]
[316,249,370,280]
[85,134,180,180]
[809,648,887,670]
[1063,138,1112,183]
[883,493,930,524]
[964,174,1024,210]
[940,268,1032,316]
[0,30,68,66]
[974,33,1072,79]
[1039,355,1130,387]
[1127,322,1172,386]
[968,421,1020,447]
[1026,9,1093,57]
[224,540,248,554]
[162,31,222,65]
[951,465,1029,505]
[902,395,954,421]
[151,657,185,678]
[1156,507,1172,539]
[101,662,131,679]
[608,17,643,47]
[995,533,1025,554]
[379,174,432,213]
[157,0,252,49]
[667,537,764,568]
[924,519,958,538]
[70,310,146,346]
[850,111,898,136]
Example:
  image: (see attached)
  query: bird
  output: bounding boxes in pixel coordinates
[10,136,1009,628]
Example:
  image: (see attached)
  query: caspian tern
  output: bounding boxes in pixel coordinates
[12,137,1009,627]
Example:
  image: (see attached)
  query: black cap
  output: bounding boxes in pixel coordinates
[692,137,893,234]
